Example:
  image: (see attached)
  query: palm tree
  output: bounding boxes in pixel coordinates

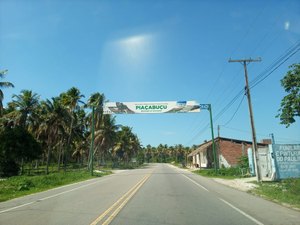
[60,87,85,143]
[60,87,85,169]
[127,134,141,162]
[7,90,39,173]
[87,92,105,128]
[0,70,14,115]
[93,114,117,166]
[112,126,140,166]
[71,108,88,165]
[12,90,39,129]
[145,144,152,163]
[175,144,185,163]
[86,92,105,168]
[39,97,70,174]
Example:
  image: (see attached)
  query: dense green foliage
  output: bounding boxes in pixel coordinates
[0,84,194,177]
[0,86,144,177]
[193,155,251,178]
[0,126,42,177]
[194,167,248,179]
[277,63,300,127]
[143,144,193,164]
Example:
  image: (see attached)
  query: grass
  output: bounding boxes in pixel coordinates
[0,170,111,202]
[193,167,250,179]
[193,168,300,209]
[250,178,300,209]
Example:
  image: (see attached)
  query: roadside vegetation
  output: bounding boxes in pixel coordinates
[193,167,249,179]
[0,79,145,178]
[250,178,300,209]
[192,155,250,179]
[191,157,300,209]
[0,170,111,202]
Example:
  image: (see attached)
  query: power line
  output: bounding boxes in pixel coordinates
[221,94,245,127]
[229,2,267,58]
[250,41,300,89]
[185,40,300,146]
[222,125,300,143]
[216,41,300,124]
[185,3,271,143]
[250,40,300,85]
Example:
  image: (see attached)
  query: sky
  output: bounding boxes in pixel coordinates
[1,0,300,147]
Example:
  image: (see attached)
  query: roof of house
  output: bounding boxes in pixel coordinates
[187,141,212,157]
[187,136,268,157]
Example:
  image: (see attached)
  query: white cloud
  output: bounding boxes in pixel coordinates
[117,34,154,66]
[284,21,290,30]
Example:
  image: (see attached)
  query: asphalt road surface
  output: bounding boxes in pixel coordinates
[0,164,299,225]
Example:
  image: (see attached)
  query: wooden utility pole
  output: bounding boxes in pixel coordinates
[228,58,262,182]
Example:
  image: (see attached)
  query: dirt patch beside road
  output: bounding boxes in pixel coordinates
[213,177,258,192]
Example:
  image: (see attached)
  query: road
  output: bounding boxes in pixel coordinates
[0,164,299,225]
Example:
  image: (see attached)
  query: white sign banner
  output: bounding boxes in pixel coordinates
[103,101,200,114]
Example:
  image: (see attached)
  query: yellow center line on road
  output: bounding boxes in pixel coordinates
[90,172,152,225]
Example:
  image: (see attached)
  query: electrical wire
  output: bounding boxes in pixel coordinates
[250,42,300,89]
[222,125,300,143]
[184,3,269,143]
[229,2,267,58]
[185,40,300,145]
[221,94,245,127]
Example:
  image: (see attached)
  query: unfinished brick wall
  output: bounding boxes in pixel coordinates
[218,140,252,166]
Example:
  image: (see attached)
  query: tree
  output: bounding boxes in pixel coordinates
[93,114,117,165]
[277,63,300,127]
[71,108,88,165]
[60,87,85,169]
[145,144,152,163]
[112,126,140,166]
[39,97,70,174]
[0,126,42,177]
[87,92,105,129]
[0,69,14,115]
[12,90,40,129]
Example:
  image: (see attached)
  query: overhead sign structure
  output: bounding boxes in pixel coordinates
[103,101,200,114]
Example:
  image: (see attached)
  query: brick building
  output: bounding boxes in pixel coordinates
[188,137,268,168]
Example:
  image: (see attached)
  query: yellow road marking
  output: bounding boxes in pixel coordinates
[90,173,151,225]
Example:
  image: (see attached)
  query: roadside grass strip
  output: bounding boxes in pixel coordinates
[0,177,111,214]
[0,170,111,202]
[90,173,151,225]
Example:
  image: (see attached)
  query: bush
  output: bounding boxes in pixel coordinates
[0,126,42,177]
[0,158,20,177]
[18,179,35,191]
[195,166,250,178]
[238,155,249,169]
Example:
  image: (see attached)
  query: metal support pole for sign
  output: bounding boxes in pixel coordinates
[270,133,275,144]
[200,104,218,173]
[208,104,218,173]
[90,106,95,176]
